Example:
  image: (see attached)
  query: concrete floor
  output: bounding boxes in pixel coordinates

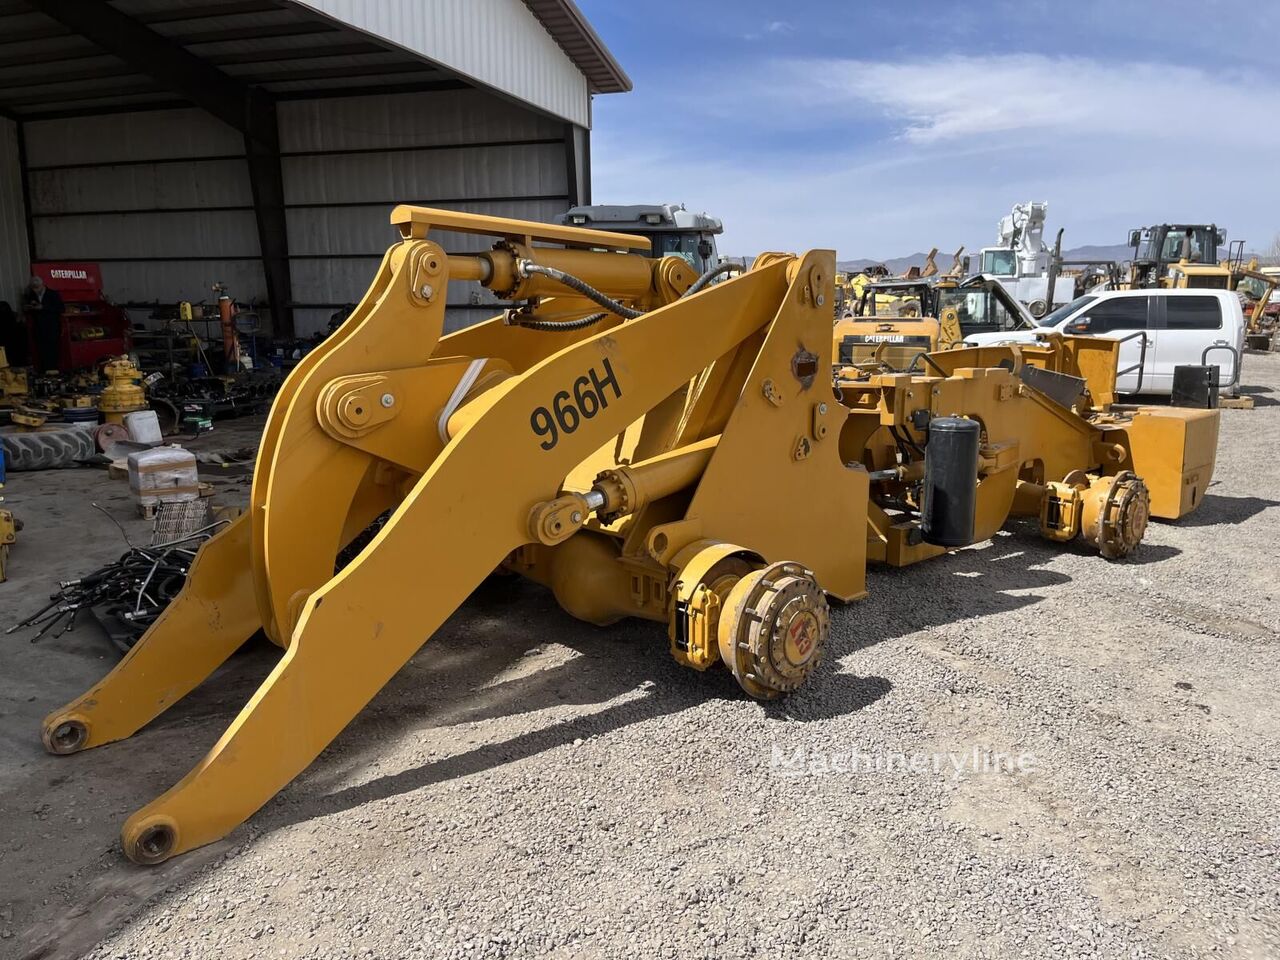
[0,417,266,958]
[1,359,1279,959]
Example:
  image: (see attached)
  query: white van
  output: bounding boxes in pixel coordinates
[964,289,1244,397]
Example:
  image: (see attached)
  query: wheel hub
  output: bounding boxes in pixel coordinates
[717,561,829,700]
[1084,471,1150,559]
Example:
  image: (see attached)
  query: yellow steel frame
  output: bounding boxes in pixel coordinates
[41,206,1221,865]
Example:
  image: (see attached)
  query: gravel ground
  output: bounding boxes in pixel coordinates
[2,355,1278,960]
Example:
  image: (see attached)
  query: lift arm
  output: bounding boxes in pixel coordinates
[42,207,796,863]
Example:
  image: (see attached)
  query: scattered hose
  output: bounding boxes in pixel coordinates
[7,520,228,650]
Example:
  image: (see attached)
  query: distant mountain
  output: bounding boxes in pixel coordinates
[1057,244,1132,264]
[838,243,1134,276]
[838,252,947,275]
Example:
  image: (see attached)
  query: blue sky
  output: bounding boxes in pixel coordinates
[577,0,1280,261]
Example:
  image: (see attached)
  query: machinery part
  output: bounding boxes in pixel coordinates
[511,259,737,332]
[149,398,181,435]
[516,260,643,319]
[99,356,147,423]
[1171,365,1219,409]
[1019,365,1086,410]
[151,500,213,546]
[591,436,717,524]
[39,204,1220,866]
[94,421,130,452]
[1037,480,1084,542]
[717,561,829,700]
[669,542,757,672]
[1,425,95,471]
[8,524,222,649]
[513,311,606,332]
[44,207,865,865]
[61,404,101,424]
[684,260,741,296]
[12,405,52,428]
[938,306,962,347]
[0,346,30,402]
[920,416,981,548]
[0,507,15,583]
[1081,472,1149,560]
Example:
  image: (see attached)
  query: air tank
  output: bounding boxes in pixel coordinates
[920,416,981,547]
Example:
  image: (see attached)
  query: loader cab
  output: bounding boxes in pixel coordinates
[560,203,724,275]
[978,248,1018,278]
[937,275,1035,338]
[834,276,1034,372]
[854,279,935,320]
[1127,224,1225,288]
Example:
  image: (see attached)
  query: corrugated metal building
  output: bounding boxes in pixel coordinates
[0,0,628,335]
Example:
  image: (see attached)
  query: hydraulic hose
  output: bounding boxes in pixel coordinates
[513,312,607,331]
[511,257,743,331]
[516,260,643,319]
[683,260,741,297]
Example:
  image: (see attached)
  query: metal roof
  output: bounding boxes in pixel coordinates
[522,0,631,94]
[0,0,628,120]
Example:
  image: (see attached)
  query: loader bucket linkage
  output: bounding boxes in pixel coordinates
[41,206,1221,864]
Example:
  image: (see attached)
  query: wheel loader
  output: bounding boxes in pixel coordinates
[833,274,1034,371]
[1166,256,1279,351]
[40,206,1220,865]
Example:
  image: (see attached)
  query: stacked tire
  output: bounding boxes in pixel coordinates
[0,426,96,471]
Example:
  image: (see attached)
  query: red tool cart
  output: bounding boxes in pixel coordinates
[27,262,131,372]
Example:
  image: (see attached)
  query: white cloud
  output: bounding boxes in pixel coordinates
[793,54,1280,146]
[589,53,1280,258]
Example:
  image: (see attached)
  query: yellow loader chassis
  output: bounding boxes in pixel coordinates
[39,206,1219,865]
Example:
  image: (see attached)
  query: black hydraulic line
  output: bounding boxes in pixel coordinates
[8,531,223,646]
[512,311,607,331]
[516,261,643,319]
[513,258,742,332]
[889,427,912,465]
[683,260,741,297]
[889,424,925,460]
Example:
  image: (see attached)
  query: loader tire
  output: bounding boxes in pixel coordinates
[1,425,96,471]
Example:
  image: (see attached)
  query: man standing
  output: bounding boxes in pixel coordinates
[23,276,63,373]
